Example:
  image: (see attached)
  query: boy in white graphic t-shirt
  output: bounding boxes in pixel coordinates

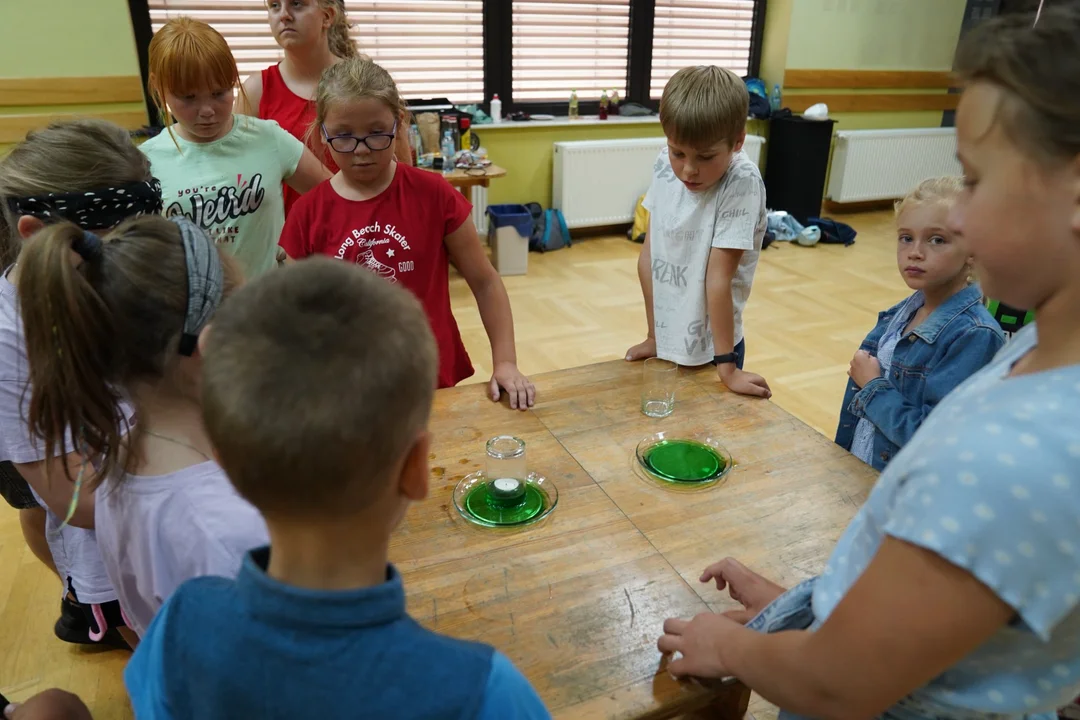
[626,66,770,398]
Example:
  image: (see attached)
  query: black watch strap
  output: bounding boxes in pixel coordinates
[713,353,738,366]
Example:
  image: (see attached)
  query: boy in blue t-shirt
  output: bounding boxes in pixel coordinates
[124,259,549,720]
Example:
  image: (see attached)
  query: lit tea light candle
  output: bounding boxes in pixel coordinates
[490,477,525,501]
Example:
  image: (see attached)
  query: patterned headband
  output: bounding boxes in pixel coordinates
[5,179,163,230]
[171,216,224,357]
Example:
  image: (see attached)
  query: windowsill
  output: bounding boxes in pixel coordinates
[474,115,661,131]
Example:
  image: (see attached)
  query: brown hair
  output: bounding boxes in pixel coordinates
[201,257,436,518]
[148,17,250,147]
[307,57,409,146]
[660,66,749,149]
[895,176,965,216]
[18,216,238,488]
[954,5,1080,165]
[0,119,152,268]
[319,0,358,59]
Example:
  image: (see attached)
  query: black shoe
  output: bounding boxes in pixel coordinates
[54,597,129,650]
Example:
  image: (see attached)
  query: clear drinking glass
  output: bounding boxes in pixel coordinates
[485,435,528,505]
[641,358,677,418]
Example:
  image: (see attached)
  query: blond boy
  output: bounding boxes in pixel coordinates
[626,66,770,398]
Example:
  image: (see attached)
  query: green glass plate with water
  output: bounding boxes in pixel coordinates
[634,433,733,489]
[453,472,558,528]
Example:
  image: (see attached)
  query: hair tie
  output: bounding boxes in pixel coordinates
[71,229,104,262]
[170,217,224,356]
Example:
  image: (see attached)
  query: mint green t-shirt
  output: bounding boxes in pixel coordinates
[140,115,303,277]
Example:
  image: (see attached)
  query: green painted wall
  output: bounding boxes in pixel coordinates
[786,0,966,71]
[478,122,668,207]
[0,0,140,78]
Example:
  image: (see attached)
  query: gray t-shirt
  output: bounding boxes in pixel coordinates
[0,273,116,604]
[95,460,268,637]
[643,149,766,366]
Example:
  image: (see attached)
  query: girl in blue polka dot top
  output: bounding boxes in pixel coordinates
[657,7,1080,719]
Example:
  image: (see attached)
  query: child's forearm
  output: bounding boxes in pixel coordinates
[473,275,518,366]
[722,628,856,720]
[638,241,655,337]
[706,275,736,355]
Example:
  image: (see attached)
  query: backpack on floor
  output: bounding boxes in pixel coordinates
[628,193,649,243]
[524,202,572,252]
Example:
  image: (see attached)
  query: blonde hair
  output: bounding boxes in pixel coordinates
[308,57,408,145]
[19,216,240,489]
[0,119,152,268]
[319,0,358,59]
[954,5,1080,166]
[201,258,436,518]
[660,66,749,149]
[148,17,250,146]
[895,176,965,216]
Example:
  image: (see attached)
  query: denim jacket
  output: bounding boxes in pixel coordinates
[834,284,1005,470]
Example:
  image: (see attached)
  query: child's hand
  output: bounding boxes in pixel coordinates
[4,690,92,720]
[624,336,656,361]
[700,557,787,624]
[717,366,772,399]
[489,362,536,411]
[849,349,882,388]
[657,612,741,679]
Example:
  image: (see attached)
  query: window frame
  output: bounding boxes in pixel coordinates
[128,0,766,126]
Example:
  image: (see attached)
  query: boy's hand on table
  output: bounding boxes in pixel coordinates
[624,336,656,361]
[657,612,740,679]
[849,350,881,388]
[5,690,92,720]
[489,362,536,411]
[717,365,772,399]
[701,557,787,624]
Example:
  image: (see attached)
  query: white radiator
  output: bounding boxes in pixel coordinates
[553,135,765,229]
[826,128,963,204]
[471,185,489,235]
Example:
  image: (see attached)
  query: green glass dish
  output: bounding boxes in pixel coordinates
[634,432,733,489]
[453,472,558,528]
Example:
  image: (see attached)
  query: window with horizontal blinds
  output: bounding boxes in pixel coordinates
[512,1,631,103]
[650,0,757,99]
[147,1,485,103]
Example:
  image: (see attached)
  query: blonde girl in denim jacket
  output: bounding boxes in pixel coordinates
[657,6,1080,718]
[835,177,1005,471]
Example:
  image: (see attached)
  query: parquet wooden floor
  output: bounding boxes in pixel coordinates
[0,211,905,719]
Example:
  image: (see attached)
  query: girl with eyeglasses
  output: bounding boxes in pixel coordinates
[239,0,414,218]
[279,59,536,409]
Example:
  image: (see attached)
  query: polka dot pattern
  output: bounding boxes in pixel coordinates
[6,179,163,229]
[812,326,1080,715]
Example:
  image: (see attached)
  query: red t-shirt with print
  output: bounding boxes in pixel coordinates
[279,164,474,388]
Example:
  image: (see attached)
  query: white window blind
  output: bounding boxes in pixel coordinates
[512,1,630,102]
[148,1,485,102]
[650,0,756,99]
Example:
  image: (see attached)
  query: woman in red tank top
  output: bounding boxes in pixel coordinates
[240,0,411,216]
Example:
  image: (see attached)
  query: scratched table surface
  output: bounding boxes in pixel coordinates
[389,360,879,719]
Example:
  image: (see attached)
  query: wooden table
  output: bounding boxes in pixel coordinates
[390,361,878,719]
[443,164,507,191]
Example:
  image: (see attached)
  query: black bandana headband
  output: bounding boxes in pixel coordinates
[5,179,163,230]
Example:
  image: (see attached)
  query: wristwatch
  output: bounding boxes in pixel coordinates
[713,353,739,366]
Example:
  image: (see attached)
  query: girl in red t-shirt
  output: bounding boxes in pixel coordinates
[239,0,412,217]
[279,58,535,408]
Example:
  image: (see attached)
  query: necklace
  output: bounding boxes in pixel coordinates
[143,430,211,461]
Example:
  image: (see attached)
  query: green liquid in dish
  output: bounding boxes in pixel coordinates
[643,440,726,483]
[463,481,546,526]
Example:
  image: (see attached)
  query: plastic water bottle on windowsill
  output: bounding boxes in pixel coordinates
[441,130,456,175]
[568,89,579,121]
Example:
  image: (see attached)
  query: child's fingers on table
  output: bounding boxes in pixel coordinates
[525,381,536,407]
[656,631,684,655]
